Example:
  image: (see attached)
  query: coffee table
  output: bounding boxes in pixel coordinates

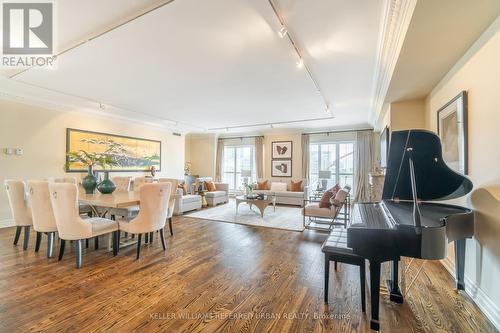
[235,194,276,218]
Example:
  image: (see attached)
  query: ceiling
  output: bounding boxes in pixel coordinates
[385,0,500,103]
[0,0,385,133]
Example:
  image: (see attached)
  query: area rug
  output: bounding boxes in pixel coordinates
[186,199,305,232]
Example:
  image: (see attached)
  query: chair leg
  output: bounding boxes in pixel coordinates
[159,228,166,251]
[76,239,83,268]
[360,262,366,313]
[324,256,330,303]
[334,261,338,271]
[149,232,153,243]
[136,234,142,260]
[13,226,22,245]
[131,234,135,239]
[58,239,66,261]
[85,239,89,248]
[35,231,42,252]
[94,236,99,250]
[23,226,30,250]
[47,232,55,258]
[145,232,149,244]
[168,217,173,236]
[112,231,118,256]
[124,232,128,238]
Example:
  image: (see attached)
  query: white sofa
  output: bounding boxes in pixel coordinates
[173,188,202,215]
[252,179,308,206]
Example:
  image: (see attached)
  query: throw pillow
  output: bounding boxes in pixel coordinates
[290,180,302,192]
[178,182,187,195]
[318,184,341,208]
[256,180,268,190]
[205,181,217,192]
[270,182,287,192]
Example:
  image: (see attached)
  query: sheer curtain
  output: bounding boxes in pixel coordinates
[215,139,224,182]
[301,134,310,180]
[354,131,374,203]
[255,136,264,179]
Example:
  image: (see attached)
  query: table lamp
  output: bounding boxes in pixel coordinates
[318,170,332,191]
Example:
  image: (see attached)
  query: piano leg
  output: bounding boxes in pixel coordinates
[369,260,381,331]
[454,239,466,290]
[389,259,404,303]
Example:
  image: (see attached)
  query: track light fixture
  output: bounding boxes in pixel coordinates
[296,58,304,68]
[278,26,287,38]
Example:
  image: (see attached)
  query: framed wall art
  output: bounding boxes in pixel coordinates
[271,141,292,159]
[271,159,292,177]
[437,91,468,175]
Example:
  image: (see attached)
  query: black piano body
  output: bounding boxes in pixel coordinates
[347,130,474,331]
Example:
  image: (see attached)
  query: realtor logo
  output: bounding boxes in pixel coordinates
[2,2,53,55]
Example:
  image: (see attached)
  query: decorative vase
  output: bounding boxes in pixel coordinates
[97,171,116,194]
[81,165,98,194]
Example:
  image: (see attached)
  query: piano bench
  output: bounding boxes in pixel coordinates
[321,229,366,312]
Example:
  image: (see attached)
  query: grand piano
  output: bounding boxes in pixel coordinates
[347,129,474,331]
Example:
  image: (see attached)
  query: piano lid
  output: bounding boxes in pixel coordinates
[382,130,473,201]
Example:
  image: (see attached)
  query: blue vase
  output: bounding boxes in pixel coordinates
[97,171,116,194]
[82,165,98,194]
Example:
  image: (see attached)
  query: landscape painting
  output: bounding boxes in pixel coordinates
[66,128,161,172]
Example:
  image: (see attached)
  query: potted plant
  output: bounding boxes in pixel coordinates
[67,150,99,194]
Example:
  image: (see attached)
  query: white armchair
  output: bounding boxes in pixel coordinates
[205,182,229,206]
[302,187,350,229]
[173,188,202,215]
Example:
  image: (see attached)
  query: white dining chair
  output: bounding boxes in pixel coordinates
[158,178,178,236]
[133,176,153,191]
[4,180,33,250]
[112,176,132,191]
[118,183,171,259]
[49,183,119,268]
[54,177,78,184]
[27,180,59,258]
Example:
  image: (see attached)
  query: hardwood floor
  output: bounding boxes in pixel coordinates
[0,217,496,333]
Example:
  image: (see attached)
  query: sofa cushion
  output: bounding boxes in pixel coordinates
[319,184,340,208]
[270,182,287,192]
[255,180,268,190]
[205,190,226,198]
[183,194,201,204]
[303,203,335,218]
[205,181,217,192]
[290,180,302,192]
[273,191,304,198]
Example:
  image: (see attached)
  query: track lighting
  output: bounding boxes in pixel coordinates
[278,26,287,38]
[99,103,105,110]
[296,58,304,68]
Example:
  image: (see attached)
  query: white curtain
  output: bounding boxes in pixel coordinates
[215,139,224,182]
[301,134,310,180]
[255,136,264,179]
[354,131,374,203]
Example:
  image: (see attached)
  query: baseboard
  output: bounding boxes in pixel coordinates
[0,218,14,228]
[441,259,500,330]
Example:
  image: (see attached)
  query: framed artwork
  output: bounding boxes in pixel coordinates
[437,91,468,175]
[272,141,292,159]
[66,128,161,172]
[271,159,292,177]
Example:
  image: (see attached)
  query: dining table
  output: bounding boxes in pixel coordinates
[78,191,141,249]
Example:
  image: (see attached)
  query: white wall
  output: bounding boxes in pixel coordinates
[0,99,185,225]
[184,134,217,178]
[263,133,302,181]
[424,17,500,328]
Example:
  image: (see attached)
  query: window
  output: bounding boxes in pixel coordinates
[309,141,355,191]
[222,145,256,191]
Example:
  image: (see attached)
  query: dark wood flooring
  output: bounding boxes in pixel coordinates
[0,217,496,332]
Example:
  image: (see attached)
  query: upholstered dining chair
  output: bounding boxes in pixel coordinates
[112,176,132,192]
[27,180,58,258]
[53,176,93,217]
[133,176,153,191]
[4,180,32,250]
[54,177,78,184]
[158,178,178,236]
[118,183,171,260]
[49,183,119,268]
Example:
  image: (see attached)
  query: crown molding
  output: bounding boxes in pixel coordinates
[370,0,417,125]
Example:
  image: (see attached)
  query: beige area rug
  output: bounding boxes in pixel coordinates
[186,198,305,232]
